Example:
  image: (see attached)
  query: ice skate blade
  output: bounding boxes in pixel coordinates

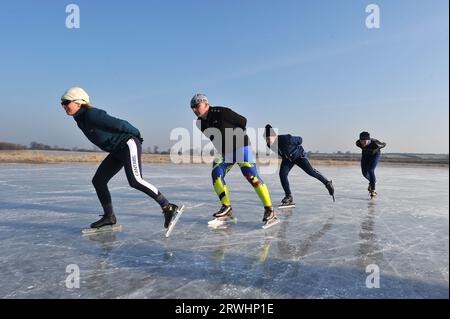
[262,218,280,230]
[208,217,237,228]
[165,205,185,238]
[82,224,122,236]
[278,204,295,209]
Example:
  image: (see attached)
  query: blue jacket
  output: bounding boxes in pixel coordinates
[272,134,306,162]
[74,107,141,153]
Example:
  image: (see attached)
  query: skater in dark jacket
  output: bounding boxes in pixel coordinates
[356,131,386,199]
[61,87,181,230]
[191,93,278,228]
[264,124,335,206]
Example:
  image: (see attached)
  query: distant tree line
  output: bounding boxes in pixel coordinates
[0,142,27,150]
[2,142,447,163]
[144,146,170,155]
[0,141,98,152]
[0,141,171,154]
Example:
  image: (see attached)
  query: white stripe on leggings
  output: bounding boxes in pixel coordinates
[126,139,159,195]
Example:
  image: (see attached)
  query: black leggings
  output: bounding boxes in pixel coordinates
[279,156,329,196]
[92,137,168,215]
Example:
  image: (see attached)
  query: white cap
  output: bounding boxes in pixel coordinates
[61,87,92,106]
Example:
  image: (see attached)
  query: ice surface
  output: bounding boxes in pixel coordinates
[0,163,448,298]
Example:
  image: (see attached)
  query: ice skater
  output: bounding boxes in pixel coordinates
[60,87,183,234]
[356,131,386,199]
[190,94,278,228]
[264,124,335,207]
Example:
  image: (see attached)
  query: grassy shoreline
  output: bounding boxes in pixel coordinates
[0,150,448,167]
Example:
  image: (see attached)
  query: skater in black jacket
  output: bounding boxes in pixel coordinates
[191,94,278,228]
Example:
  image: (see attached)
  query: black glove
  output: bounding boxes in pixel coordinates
[138,136,144,144]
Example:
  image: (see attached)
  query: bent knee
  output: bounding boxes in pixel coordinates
[92,175,106,188]
[245,173,263,187]
[127,178,142,189]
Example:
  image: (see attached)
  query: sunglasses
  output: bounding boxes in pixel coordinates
[61,100,71,106]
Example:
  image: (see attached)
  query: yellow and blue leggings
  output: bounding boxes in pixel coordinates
[211,157,272,208]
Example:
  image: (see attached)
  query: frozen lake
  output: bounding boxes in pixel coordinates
[0,163,448,298]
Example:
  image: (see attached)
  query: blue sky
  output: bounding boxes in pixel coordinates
[0,0,448,153]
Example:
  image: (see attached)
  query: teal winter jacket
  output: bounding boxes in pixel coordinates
[74,107,141,152]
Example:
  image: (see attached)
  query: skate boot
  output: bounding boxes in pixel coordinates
[262,207,279,229]
[162,203,179,228]
[279,194,295,209]
[326,180,335,202]
[368,185,377,200]
[90,214,117,229]
[281,194,293,205]
[213,205,233,220]
[208,205,235,228]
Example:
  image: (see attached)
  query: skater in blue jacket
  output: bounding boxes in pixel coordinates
[264,124,335,207]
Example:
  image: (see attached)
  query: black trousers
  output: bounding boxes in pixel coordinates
[92,137,168,215]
